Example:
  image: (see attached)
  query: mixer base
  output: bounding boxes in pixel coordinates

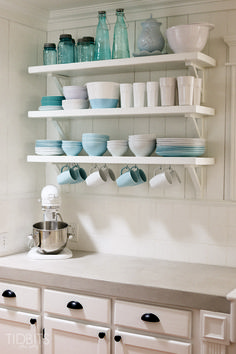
[28,247,72,260]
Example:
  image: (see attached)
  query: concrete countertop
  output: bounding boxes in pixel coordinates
[0,250,235,313]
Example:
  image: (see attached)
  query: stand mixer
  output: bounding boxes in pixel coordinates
[28,185,73,259]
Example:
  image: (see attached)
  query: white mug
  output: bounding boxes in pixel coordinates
[149,168,173,188]
[146,81,159,107]
[86,166,107,187]
[102,166,116,183]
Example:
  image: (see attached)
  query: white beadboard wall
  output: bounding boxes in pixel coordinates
[2,0,236,266]
[0,5,46,255]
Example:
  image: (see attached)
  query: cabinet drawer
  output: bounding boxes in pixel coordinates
[114,300,192,339]
[0,281,40,312]
[44,289,110,324]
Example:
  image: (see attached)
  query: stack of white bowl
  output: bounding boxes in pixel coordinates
[107,140,128,156]
[62,85,89,110]
[128,134,156,156]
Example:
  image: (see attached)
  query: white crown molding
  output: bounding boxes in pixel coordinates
[0,0,48,30]
[47,0,236,31]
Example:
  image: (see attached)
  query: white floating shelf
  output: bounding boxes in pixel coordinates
[28,105,215,119]
[28,52,216,77]
[27,155,215,166]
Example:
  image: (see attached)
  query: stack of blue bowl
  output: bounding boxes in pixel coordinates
[35,140,63,155]
[39,96,65,111]
[82,133,109,156]
[62,140,83,156]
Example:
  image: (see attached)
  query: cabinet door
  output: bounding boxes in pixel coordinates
[44,316,110,354]
[114,330,191,354]
[0,308,41,354]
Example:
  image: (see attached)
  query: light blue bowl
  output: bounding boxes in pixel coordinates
[82,141,107,156]
[62,145,83,156]
[89,99,119,109]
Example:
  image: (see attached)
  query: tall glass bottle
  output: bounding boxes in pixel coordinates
[94,11,111,61]
[112,9,130,59]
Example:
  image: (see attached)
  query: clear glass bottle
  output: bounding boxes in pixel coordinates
[57,34,75,64]
[112,9,130,59]
[43,43,57,65]
[82,36,95,61]
[94,11,111,61]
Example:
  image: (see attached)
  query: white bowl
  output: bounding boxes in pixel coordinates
[62,99,89,110]
[63,85,88,100]
[86,82,120,99]
[166,23,214,53]
[128,139,156,156]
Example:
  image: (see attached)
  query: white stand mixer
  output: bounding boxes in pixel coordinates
[28,185,73,260]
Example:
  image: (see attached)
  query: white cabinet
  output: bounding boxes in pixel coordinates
[0,281,41,353]
[43,289,111,354]
[113,300,192,354]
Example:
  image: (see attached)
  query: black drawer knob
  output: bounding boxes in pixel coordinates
[114,335,122,342]
[30,318,37,325]
[2,289,16,298]
[98,332,105,339]
[141,313,160,323]
[67,301,83,310]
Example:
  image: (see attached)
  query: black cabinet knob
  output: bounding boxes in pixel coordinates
[141,313,160,323]
[98,332,105,339]
[67,301,83,310]
[114,335,122,342]
[2,289,16,298]
[30,318,37,325]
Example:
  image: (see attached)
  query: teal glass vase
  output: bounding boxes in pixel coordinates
[94,11,111,61]
[112,9,130,59]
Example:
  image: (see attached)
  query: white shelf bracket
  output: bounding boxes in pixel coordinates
[185,165,204,198]
[47,73,64,95]
[184,113,204,138]
[51,119,66,140]
[185,60,206,102]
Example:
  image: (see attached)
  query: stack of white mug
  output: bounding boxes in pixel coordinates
[120,76,202,108]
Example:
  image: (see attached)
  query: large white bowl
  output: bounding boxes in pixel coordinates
[86,82,120,99]
[86,81,120,109]
[166,23,214,53]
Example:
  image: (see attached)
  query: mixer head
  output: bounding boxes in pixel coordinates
[41,185,61,209]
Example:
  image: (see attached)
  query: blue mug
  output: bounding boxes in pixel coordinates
[131,166,147,185]
[116,166,138,187]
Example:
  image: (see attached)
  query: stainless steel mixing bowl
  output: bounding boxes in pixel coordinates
[32,221,70,254]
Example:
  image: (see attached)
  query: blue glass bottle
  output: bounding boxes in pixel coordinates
[82,37,95,61]
[112,9,130,59]
[58,34,75,64]
[94,11,111,61]
[43,43,57,65]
